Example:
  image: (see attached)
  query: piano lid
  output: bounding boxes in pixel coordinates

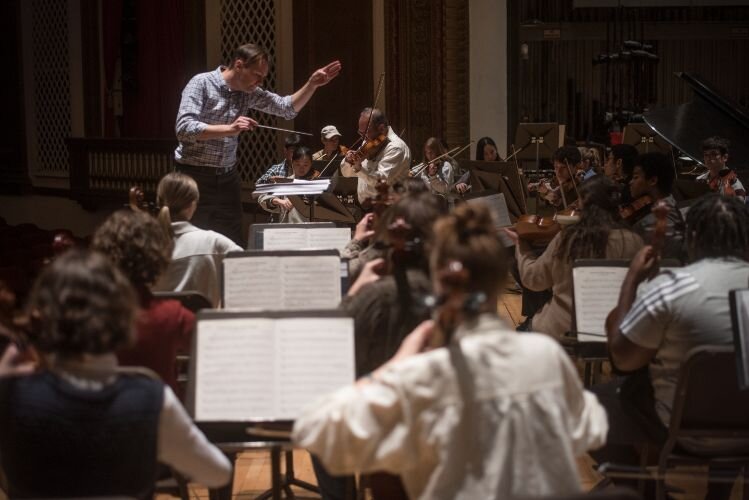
[644,73,749,170]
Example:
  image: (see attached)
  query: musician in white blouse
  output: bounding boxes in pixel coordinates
[293,203,608,500]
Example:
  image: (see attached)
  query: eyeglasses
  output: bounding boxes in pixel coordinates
[703,151,723,159]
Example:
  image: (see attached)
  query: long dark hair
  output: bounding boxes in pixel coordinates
[476,137,498,161]
[556,176,626,261]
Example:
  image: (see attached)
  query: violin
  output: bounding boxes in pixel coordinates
[619,195,654,223]
[348,134,389,166]
[128,186,158,214]
[707,168,738,197]
[514,203,580,243]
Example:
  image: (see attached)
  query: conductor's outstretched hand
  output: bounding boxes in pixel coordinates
[309,61,342,87]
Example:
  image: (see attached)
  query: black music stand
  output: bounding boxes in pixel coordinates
[462,160,527,217]
[622,123,671,154]
[513,123,564,170]
[289,192,356,224]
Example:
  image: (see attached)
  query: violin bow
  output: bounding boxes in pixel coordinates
[510,144,528,211]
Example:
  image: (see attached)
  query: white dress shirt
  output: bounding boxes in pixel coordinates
[293,314,608,500]
[340,127,411,203]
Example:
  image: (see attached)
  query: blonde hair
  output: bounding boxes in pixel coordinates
[156,172,199,236]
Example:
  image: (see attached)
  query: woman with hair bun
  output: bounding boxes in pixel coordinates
[293,202,608,499]
[507,175,644,339]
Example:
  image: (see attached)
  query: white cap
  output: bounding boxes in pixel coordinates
[321,125,342,139]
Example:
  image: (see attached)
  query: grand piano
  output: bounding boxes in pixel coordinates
[644,72,749,172]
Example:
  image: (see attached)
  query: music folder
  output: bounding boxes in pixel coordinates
[463,191,515,248]
[186,310,355,438]
[729,289,749,390]
[222,250,343,310]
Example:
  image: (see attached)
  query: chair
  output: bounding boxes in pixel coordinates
[654,345,749,499]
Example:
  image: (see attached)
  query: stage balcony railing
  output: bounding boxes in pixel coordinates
[67,137,177,209]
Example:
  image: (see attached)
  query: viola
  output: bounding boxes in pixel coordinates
[619,195,654,223]
[514,214,561,243]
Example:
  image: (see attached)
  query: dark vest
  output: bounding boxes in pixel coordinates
[0,370,163,499]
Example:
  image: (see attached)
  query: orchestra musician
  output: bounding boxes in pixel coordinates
[174,42,341,245]
[312,125,348,162]
[294,203,608,499]
[419,137,460,200]
[475,136,500,161]
[256,133,303,184]
[595,194,749,497]
[625,152,686,262]
[505,176,644,339]
[604,144,638,204]
[528,146,583,209]
[696,136,746,202]
[0,250,232,497]
[259,146,320,223]
[341,108,411,204]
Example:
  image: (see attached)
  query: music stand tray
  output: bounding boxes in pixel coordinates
[623,123,671,154]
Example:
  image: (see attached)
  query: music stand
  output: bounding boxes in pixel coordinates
[622,123,671,154]
[289,193,356,224]
[462,160,527,217]
[729,289,749,390]
[513,123,565,169]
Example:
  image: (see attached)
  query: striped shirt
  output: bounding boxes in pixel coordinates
[174,67,297,168]
[620,258,749,426]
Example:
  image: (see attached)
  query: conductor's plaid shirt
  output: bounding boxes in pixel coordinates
[174,67,298,169]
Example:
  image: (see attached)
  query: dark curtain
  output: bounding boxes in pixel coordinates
[102,0,186,138]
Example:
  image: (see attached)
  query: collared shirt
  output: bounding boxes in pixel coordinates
[46,354,232,488]
[340,127,411,203]
[293,313,608,500]
[256,160,291,184]
[174,67,298,168]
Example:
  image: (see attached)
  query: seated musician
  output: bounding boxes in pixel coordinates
[312,125,348,162]
[476,136,500,161]
[258,146,319,223]
[596,194,749,497]
[0,250,231,497]
[152,172,243,307]
[92,210,195,398]
[255,133,302,184]
[626,152,686,262]
[529,146,583,209]
[294,203,608,499]
[341,107,411,204]
[604,144,638,204]
[696,136,746,202]
[507,176,643,339]
[578,146,601,181]
[421,137,469,202]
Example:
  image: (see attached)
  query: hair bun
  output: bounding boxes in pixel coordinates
[452,203,495,242]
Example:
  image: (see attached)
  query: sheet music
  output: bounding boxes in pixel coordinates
[573,266,628,342]
[263,227,351,252]
[262,228,308,250]
[223,255,341,310]
[466,193,512,228]
[306,228,351,252]
[195,318,276,421]
[252,179,331,197]
[275,318,356,419]
[194,316,355,421]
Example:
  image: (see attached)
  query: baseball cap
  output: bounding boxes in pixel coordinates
[321,125,342,139]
